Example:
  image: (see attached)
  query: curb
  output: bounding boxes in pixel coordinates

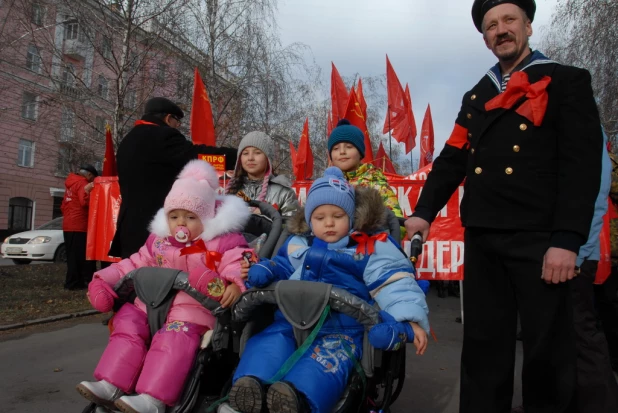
[0,309,100,332]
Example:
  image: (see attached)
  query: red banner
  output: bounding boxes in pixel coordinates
[291,178,465,281]
[86,176,122,262]
[198,154,226,171]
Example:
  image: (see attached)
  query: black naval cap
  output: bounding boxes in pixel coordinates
[80,164,99,177]
[472,0,536,32]
[144,97,184,119]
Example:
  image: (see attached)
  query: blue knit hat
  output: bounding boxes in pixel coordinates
[305,167,356,228]
[327,119,365,159]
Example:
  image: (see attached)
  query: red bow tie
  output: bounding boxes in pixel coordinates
[485,71,551,127]
[350,232,389,256]
[180,239,222,271]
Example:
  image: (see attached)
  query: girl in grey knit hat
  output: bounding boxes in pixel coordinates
[226,131,299,218]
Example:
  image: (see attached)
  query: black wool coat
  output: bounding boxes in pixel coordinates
[413,60,603,253]
[109,115,237,258]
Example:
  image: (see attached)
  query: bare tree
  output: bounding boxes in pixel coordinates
[540,0,617,141]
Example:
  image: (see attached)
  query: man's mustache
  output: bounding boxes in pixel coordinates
[496,34,515,45]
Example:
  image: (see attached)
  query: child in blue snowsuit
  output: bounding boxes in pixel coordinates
[230,167,430,413]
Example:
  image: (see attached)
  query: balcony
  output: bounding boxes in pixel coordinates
[58,82,83,99]
[63,37,89,60]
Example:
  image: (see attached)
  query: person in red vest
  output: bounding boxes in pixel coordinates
[109,97,237,259]
[61,164,98,290]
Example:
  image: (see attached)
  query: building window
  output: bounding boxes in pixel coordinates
[57,145,72,175]
[156,63,166,83]
[8,197,33,231]
[61,63,75,86]
[31,3,45,26]
[101,36,112,59]
[94,116,106,138]
[21,92,38,120]
[52,196,63,219]
[17,139,35,167]
[97,75,108,99]
[125,89,137,109]
[26,44,42,73]
[60,107,75,142]
[65,21,80,40]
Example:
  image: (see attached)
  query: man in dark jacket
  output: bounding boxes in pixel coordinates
[61,165,98,290]
[108,97,237,259]
[405,1,603,412]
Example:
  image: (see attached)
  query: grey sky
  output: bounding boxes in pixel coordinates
[277,0,558,168]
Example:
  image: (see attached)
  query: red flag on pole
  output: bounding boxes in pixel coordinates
[344,87,374,164]
[357,78,368,119]
[294,118,314,180]
[419,104,435,169]
[190,67,216,146]
[102,124,117,176]
[331,63,349,123]
[326,112,333,138]
[393,84,418,154]
[382,55,407,134]
[372,141,396,174]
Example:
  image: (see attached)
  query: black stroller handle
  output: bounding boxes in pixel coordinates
[113,268,222,313]
[247,199,283,259]
[232,280,381,328]
[409,232,423,264]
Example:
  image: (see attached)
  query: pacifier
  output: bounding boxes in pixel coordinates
[174,226,192,243]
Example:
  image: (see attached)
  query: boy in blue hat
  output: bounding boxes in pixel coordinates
[230,167,429,413]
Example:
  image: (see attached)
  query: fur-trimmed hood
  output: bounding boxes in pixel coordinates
[149,194,250,242]
[287,186,387,235]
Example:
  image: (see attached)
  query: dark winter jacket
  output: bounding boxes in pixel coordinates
[109,115,237,258]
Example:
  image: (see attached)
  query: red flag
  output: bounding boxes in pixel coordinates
[294,118,313,180]
[326,112,333,138]
[344,87,374,163]
[289,140,297,167]
[102,124,117,176]
[419,104,434,169]
[372,141,396,174]
[393,83,417,154]
[382,55,407,134]
[190,67,216,146]
[357,78,368,119]
[331,63,349,123]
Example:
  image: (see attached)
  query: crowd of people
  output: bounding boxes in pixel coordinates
[60,0,617,412]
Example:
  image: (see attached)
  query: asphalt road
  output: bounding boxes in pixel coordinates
[0,290,524,413]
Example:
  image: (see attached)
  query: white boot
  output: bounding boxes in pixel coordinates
[76,380,123,409]
[114,393,166,413]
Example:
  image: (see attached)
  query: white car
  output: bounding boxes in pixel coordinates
[1,217,66,265]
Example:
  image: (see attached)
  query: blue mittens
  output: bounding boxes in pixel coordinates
[417,279,430,295]
[368,311,415,351]
[247,259,279,288]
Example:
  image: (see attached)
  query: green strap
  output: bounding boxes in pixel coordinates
[265,304,331,384]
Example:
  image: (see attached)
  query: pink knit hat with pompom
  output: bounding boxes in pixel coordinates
[164,160,219,222]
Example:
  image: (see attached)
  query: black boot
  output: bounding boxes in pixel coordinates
[436,281,447,298]
[448,281,460,298]
[229,376,264,413]
[266,381,309,413]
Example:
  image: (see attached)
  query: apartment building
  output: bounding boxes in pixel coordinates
[0,0,227,239]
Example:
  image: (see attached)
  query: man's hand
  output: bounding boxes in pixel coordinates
[411,322,428,355]
[220,283,241,308]
[542,247,577,284]
[84,182,94,194]
[404,217,431,242]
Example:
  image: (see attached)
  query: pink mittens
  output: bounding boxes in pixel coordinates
[87,278,118,313]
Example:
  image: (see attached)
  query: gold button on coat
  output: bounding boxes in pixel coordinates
[467,113,472,119]
[513,145,520,152]
[471,95,477,100]
[470,148,475,154]
[519,124,527,131]
[468,132,472,138]
[475,167,482,174]
[505,167,513,175]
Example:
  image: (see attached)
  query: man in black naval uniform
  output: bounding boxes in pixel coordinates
[109,97,237,259]
[405,1,603,412]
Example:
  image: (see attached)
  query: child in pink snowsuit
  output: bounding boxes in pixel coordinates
[76,160,251,413]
